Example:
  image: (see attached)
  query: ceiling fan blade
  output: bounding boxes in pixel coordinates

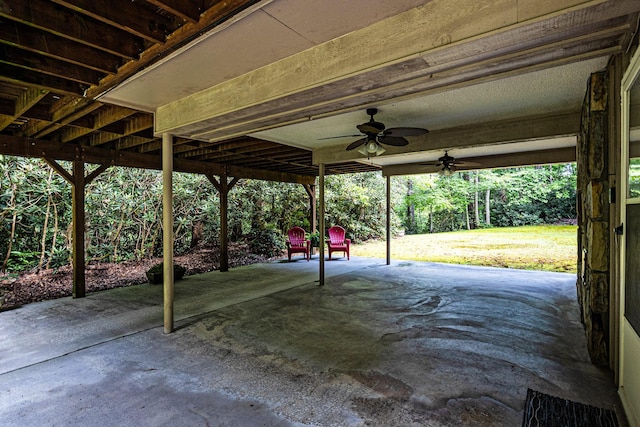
[453,160,482,167]
[378,135,408,146]
[357,123,384,134]
[384,127,429,137]
[318,134,362,140]
[346,137,367,151]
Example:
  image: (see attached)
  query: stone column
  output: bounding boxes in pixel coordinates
[576,69,611,366]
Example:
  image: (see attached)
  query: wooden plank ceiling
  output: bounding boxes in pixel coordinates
[0,0,373,182]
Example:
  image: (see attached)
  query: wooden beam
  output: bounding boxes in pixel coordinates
[303,184,317,233]
[0,44,105,86]
[22,101,103,138]
[51,0,174,44]
[44,158,73,183]
[0,20,120,73]
[59,106,137,143]
[314,111,581,164]
[206,174,240,273]
[382,146,577,176]
[146,0,201,24]
[0,0,141,59]
[71,160,86,298]
[0,87,48,131]
[0,63,85,96]
[0,134,317,184]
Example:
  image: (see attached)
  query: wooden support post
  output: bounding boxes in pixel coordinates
[162,133,174,334]
[219,176,230,272]
[303,184,317,232]
[45,159,109,299]
[72,160,86,298]
[319,164,325,286]
[206,174,239,273]
[386,175,391,266]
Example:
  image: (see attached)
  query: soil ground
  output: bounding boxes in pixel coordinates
[0,243,271,311]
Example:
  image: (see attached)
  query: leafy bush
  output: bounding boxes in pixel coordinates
[146,262,187,284]
[247,226,285,257]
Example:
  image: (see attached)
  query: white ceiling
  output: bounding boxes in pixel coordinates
[250,58,606,165]
[99,0,637,171]
[100,0,427,112]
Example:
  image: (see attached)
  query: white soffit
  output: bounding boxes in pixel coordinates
[98,0,427,112]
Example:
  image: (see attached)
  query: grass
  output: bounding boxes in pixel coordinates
[351,225,577,273]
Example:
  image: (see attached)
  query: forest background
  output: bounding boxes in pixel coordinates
[0,155,577,274]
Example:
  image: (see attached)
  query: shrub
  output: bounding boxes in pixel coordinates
[146,262,187,284]
[247,227,285,257]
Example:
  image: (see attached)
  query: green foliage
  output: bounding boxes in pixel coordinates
[400,164,576,234]
[4,251,39,272]
[308,231,320,247]
[247,226,285,257]
[325,172,396,242]
[0,155,578,273]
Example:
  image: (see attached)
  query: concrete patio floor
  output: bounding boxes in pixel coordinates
[0,257,627,426]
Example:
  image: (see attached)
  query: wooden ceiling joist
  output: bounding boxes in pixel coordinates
[0,134,316,184]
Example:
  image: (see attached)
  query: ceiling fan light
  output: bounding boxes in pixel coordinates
[366,140,379,153]
[357,145,368,156]
[376,144,386,156]
[439,166,453,176]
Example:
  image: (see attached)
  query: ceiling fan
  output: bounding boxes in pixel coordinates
[320,108,429,156]
[421,151,481,176]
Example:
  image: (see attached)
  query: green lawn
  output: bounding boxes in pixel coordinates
[350,225,577,273]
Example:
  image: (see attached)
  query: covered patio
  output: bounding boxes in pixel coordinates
[1,0,640,424]
[0,258,624,426]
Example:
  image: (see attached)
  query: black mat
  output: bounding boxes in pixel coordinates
[522,389,619,427]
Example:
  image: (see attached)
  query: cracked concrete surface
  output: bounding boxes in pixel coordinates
[0,258,626,426]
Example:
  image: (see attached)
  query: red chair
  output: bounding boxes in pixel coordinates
[286,226,310,261]
[326,225,350,260]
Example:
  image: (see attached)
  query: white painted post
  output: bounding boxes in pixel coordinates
[162,133,174,334]
[386,175,391,265]
[319,164,325,286]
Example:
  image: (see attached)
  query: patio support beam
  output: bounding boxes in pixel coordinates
[315,112,581,165]
[44,159,109,298]
[0,134,315,185]
[207,174,239,272]
[162,133,174,334]
[319,164,325,286]
[303,183,317,232]
[382,146,577,177]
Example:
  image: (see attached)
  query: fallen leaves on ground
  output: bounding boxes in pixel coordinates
[0,243,273,311]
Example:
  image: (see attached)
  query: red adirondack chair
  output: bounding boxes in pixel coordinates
[326,225,350,260]
[286,226,310,261]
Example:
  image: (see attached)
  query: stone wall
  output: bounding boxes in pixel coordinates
[576,70,611,367]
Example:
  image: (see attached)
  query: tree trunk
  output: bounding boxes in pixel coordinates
[190,220,204,248]
[46,202,59,269]
[406,179,415,233]
[2,184,18,273]
[429,209,433,233]
[485,188,491,225]
[38,169,54,270]
[474,172,480,227]
[465,205,471,230]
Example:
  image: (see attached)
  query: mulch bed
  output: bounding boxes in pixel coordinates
[0,243,273,311]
